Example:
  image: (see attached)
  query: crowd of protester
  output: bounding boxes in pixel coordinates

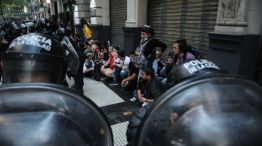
[1,13,261,146]
[0,16,198,108]
[78,25,197,110]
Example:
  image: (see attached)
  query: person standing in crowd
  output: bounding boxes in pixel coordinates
[80,18,93,41]
[135,25,167,69]
[172,38,195,65]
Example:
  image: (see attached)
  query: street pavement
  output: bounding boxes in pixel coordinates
[82,77,140,146]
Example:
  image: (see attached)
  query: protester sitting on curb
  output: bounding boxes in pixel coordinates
[152,49,165,77]
[101,47,109,61]
[120,52,131,80]
[90,41,103,80]
[125,66,163,144]
[83,53,95,78]
[137,67,162,108]
[110,50,131,86]
[121,62,139,101]
[101,46,118,79]
[110,49,124,85]
[158,51,175,90]
[126,59,224,145]
[172,38,195,65]
[122,51,140,101]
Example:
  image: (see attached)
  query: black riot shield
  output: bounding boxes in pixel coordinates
[0,83,113,146]
[61,36,80,75]
[136,74,262,146]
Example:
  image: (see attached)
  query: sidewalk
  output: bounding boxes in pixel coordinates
[83,78,140,146]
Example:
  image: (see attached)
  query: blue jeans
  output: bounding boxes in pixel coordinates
[112,69,121,82]
[120,70,128,79]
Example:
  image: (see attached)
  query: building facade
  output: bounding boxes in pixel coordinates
[49,0,262,83]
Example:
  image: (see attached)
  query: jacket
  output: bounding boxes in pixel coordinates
[142,38,167,66]
[83,24,93,40]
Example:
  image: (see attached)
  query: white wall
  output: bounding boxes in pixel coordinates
[90,0,110,26]
[125,0,147,27]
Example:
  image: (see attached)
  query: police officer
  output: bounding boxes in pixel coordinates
[126,59,223,145]
[1,33,66,84]
[133,59,262,146]
[0,33,114,146]
[57,27,85,93]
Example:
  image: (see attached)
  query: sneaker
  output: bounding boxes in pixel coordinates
[142,102,149,107]
[109,81,119,86]
[101,77,107,81]
[123,111,133,117]
[129,97,136,102]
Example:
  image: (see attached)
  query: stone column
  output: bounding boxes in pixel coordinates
[208,0,262,79]
[50,0,54,16]
[123,0,147,54]
[90,0,110,43]
[58,0,63,14]
[73,0,90,34]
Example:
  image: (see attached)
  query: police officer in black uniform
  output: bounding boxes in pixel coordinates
[1,33,66,84]
[0,33,113,146]
[133,59,262,146]
[126,59,223,145]
[56,27,85,93]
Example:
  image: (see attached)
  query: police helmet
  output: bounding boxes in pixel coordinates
[135,61,262,146]
[126,60,224,144]
[166,59,223,89]
[21,22,27,29]
[1,33,66,84]
[10,22,20,30]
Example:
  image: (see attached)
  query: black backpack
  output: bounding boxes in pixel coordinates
[186,45,203,59]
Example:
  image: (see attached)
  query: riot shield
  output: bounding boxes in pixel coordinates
[136,75,262,146]
[0,83,113,146]
[61,36,80,75]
